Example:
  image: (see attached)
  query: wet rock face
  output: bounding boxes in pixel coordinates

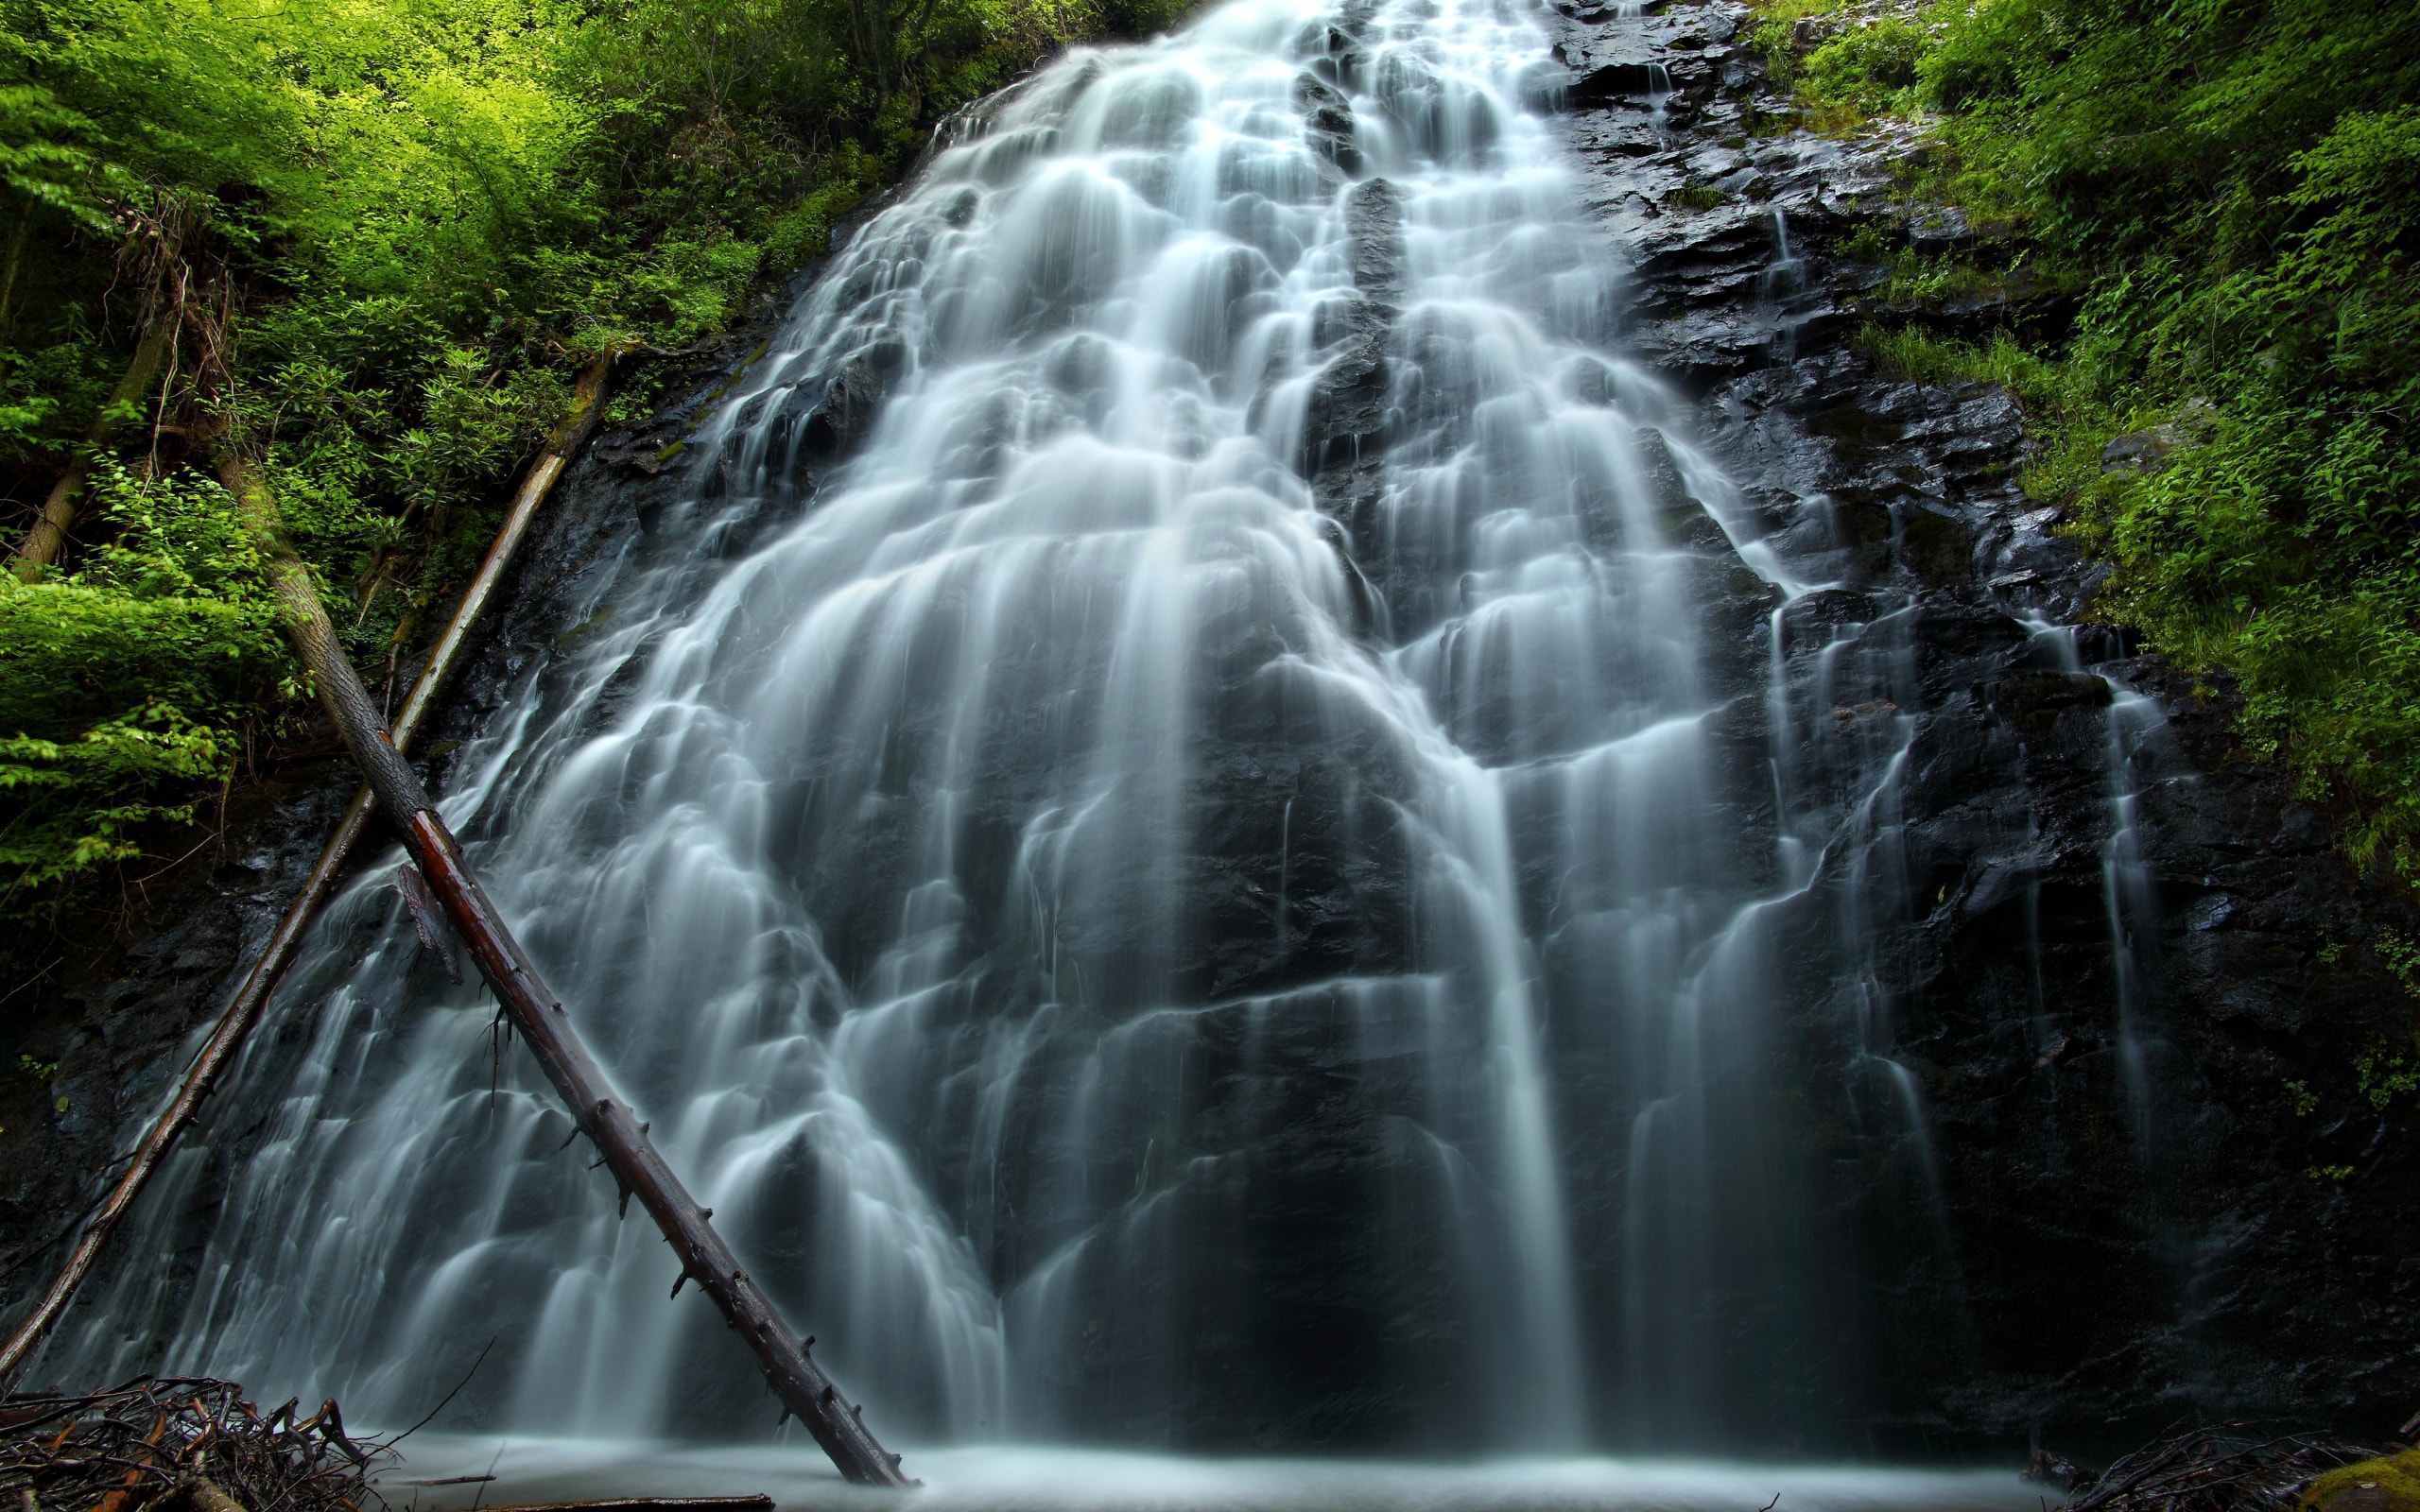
[0,773,359,1328]
[1547,0,2420,1456]
[1299,177,1402,482]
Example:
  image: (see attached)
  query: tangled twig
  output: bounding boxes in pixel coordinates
[0,1378,389,1512]
[2059,1421,2383,1511]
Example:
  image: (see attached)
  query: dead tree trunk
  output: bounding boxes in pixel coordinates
[238,455,908,1487]
[389,352,614,739]
[12,317,176,576]
[0,353,616,1386]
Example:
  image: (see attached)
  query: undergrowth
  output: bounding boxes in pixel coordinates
[0,463,290,902]
[1753,0,2420,885]
[0,0,1195,974]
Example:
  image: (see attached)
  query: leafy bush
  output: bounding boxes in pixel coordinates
[0,0,1162,921]
[1799,18,1927,115]
[1783,0,2420,882]
[0,464,291,904]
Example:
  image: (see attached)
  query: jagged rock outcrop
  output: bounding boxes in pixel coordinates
[1539,0,2420,1454]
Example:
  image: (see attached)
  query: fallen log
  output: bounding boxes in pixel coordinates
[223,455,910,1487]
[11,316,177,576]
[0,352,614,1386]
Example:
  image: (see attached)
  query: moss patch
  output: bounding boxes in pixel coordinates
[2305,1452,2420,1511]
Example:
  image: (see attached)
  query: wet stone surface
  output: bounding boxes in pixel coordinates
[1547,0,2420,1455]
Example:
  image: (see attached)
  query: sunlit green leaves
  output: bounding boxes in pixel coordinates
[0,0,1143,913]
[1798,18,1927,116]
[0,463,290,901]
[1823,0,2420,881]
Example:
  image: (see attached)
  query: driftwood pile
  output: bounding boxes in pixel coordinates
[0,1377,381,1512]
[2047,1423,2384,1511]
[0,1380,783,1512]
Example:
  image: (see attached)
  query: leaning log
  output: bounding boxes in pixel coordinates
[0,352,614,1385]
[389,351,616,743]
[229,457,911,1487]
[12,316,177,576]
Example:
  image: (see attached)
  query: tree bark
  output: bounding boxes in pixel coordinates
[0,208,30,336]
[12,317,177,576]
[223,453,907,1487]
[0,357,619,1389]
[183,1479,249,1512]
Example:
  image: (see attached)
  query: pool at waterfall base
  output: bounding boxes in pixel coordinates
[374,1440,2045,1512]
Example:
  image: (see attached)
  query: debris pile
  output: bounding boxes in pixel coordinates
[2058,1424,2382,1512]
[0,1377,383,1512]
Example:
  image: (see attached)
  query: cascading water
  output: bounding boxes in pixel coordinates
[2017,616,2180,1159]
[1759,210,1809,363]
[39,0,2134,1465]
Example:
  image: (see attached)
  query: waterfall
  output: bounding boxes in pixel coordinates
[42,0,2094,1457]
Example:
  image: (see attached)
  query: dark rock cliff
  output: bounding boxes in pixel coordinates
[1543,0,2420,1456]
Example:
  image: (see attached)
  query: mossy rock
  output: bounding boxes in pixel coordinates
[2305,1452,2420,1512]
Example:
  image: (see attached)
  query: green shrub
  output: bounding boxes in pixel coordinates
[0,464,292,902]
[1800,18,1928,115]
[1808,0,2420,882]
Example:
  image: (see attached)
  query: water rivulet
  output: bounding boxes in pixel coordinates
[31,0,2334,1456]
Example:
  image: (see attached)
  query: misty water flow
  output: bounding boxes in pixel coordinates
[47,0,2159,1463]
[372,1437,2047,1511]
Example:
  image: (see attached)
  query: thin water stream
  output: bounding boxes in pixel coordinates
[44,0,2156,1467]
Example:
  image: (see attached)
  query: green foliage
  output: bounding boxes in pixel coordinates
[1799,17,1927,116]
[1854,323,2040,393]
[1786,0,2420,883]
[2377,930,2420,996]
[2357,1040,2420,1110]
[1741,0,1844,84]
[0,463,291,902]
[0,0,1144,920]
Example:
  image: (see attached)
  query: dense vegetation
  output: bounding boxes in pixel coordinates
[1754,0,2420,881]
[0,0,1179,944]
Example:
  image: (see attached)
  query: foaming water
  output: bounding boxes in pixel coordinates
[375,1439,2041,1512]
[47,0,2151,1461]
